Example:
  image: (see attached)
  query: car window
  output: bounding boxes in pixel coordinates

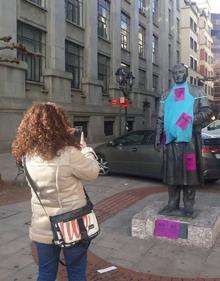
[208,120,220,131]
[143,132,156,145]
[116,132,145,146]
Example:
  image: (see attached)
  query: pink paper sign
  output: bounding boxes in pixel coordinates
[176,112,192,130]
[154,219,181,240]
[184,153,196,171]
[174,88,185,101]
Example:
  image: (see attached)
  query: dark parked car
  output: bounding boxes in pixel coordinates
[202,120,220,138]
[95,130,220,182]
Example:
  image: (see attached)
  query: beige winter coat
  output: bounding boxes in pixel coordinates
[25,146,100,244]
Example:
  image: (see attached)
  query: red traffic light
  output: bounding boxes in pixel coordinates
[111,98,120,105]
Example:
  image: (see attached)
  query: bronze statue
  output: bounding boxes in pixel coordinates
[155,64,212,217]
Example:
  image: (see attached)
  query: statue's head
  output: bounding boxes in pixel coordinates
[172,64,188,84]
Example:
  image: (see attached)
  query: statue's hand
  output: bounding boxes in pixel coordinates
[154,138,161,152]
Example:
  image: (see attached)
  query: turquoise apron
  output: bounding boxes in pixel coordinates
[164,82,195,144]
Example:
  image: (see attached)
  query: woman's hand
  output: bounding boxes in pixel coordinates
[80,132,87,149]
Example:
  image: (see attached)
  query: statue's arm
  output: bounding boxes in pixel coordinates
[193,87,212,126]
[154,96,165,150]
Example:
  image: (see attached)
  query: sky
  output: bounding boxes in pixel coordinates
[210,0,220,13]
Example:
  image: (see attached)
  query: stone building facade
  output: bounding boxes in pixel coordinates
[198,7,214,99]
[0,0,181,152]
[211,13,220,107]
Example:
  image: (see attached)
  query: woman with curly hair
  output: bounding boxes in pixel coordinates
[12,102,100,281]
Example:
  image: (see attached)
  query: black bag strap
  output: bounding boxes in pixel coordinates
[23,157,49,217]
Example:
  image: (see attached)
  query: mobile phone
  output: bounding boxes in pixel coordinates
[74,126,83,143]
[74,128,82,137]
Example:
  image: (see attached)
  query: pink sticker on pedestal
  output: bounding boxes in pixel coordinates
[154,219,167,237]
[176,112,192,130]
[174,88,185,101]
[154,219,181,240]
[184,153,196,171]
[167,221,181,239]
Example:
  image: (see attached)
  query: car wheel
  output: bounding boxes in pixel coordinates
[97,154,110,176]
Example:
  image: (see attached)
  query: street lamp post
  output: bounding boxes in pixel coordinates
[115,67,135,134]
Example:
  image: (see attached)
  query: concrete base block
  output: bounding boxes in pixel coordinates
[131,201,220,248]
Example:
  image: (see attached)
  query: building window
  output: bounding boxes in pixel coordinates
[168,44,172,69]
[194,41,197,52]
[193,22,197,33]
[152,0,159,25]
[190,17,197,33]
[73,121,88,137]
[104,120,114,136]
[139,0,145,10]
[168,9,172,34]
[190,76,193,84]
[98,0,110,40]
[152,35,158,65]
[138,25,145,58]
[139,69,146,90]
[177,50,180,64]
[121,12,130,50]
[65,41,83,89]
[98,54,110,93]
[138,0,145,12]
[176,0,179,10]
[17,21,45,82]
[29,0,45,7]
[194,59,197,71]
[65,0,82,26]
[153,74,159,90]
[190,37,194,49]
[190,56,197,72]
[190,56,194,69]
[127,121,133,132]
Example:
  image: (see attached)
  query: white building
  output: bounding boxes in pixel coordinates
[180,0,201,86]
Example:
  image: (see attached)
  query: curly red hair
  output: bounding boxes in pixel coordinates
[12,102,80,161]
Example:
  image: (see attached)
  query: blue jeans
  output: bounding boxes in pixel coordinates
[35,242,87,281]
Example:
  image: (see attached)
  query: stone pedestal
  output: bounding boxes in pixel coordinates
[132,201,220,248]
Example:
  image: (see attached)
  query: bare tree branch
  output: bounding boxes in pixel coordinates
[0,36,12,42]
[0,57,19,64]
[0,35,41,64]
